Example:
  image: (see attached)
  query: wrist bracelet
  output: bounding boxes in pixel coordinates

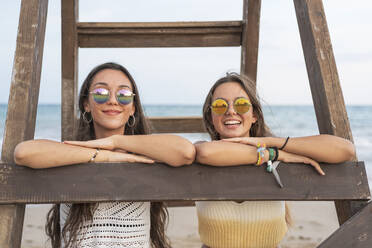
[273,147,279,161]
[279,136,290,150]
[89,148,100,163]
[256,143,267,166]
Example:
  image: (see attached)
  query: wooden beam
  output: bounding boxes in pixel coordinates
[0,0,48,247]
[240,0,261,84]
[148,116,204,133]
[293,0,363,225]
[0,162,369,204]
[61,0,78,141]
[77,21,242,47]
[318,201,372,248]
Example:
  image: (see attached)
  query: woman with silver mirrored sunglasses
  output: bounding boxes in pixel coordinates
[14,62,195,248]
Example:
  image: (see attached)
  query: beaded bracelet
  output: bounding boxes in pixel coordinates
[256,143,267,166]
[89,148,100,163]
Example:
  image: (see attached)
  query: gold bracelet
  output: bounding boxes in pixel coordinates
[89,149,100,163]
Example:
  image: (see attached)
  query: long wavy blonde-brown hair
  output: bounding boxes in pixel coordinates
[45,62,171,248]
[202,73,271,139]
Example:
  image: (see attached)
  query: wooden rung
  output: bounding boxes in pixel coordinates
[0,161,369,204]
[318,201,372,247]
[148,116,204,133]
[77,21,242,48]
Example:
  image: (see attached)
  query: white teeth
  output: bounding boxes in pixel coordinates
[224,120,241,125]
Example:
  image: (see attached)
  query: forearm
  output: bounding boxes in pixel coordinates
[265,135,355,163]
[195,141,258,166]
[112,134,195,166]
[14,139,100,169]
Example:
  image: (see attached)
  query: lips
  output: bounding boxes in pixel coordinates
[224,119,242,125]
[102,110,122,116]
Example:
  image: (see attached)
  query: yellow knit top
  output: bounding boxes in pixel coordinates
[196,201,288,248]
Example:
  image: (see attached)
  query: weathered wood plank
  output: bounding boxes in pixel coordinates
[0,0,48,247]
[0,162,369,204]
[293,0,362,225]
[77,21,242,47]
[78,21,242,29]
[318,201,372,248]
[240,0,261,84]
[148,116,204,133]
[61,0,78,141]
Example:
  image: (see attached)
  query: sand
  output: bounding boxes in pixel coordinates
[21,201,339,248]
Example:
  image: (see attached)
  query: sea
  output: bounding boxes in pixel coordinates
[0,104,371,184]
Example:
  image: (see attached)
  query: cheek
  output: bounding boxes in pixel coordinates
[211,114,222,129]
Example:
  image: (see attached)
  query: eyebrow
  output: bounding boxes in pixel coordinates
[213,96,248,102]
[93,82,131,89]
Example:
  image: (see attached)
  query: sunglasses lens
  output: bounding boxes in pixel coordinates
[234,98,251,114]
[92,88,109,104]
[117,89,134,105]
[211,99,228,115]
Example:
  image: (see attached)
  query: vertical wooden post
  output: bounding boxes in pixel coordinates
[240,0,262,85]
[0,0,48,247]
[293,0,362,225]
[61,0,79,141]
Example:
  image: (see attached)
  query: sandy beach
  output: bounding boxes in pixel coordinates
[21,201,339,248]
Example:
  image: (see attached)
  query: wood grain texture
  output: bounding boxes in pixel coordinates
[77,21,242,47]
[293,0,361,225]
[318,201,372,248]
[61,0,78,141]
[240,0,261,84]
[0,0,48,247]
[0,161,369,204]
[148,116,204,133]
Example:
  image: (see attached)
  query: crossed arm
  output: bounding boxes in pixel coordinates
[14,134,195,169]
[195,134,356,175]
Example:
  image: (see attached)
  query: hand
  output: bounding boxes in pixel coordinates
[64,135,118,151]
[222,137,265,147]
[279,150,325,175]
[101,150,154,164]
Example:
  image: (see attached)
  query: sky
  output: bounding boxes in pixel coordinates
[1,0,371,105]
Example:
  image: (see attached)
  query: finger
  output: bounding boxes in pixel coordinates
[132,156,154,164]
[64,140,106,149]
[114,148,128,153]
[221,138,243,142]
[63,140,92,147]
[221,138,250,145]
[307,160,325,175]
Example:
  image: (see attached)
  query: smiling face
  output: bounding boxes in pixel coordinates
[211,82,257,139]
[84,69,135,138]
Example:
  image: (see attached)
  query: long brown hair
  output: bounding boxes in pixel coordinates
[202,72,271,140]
[201,72,292,226]
[46,62,170,248]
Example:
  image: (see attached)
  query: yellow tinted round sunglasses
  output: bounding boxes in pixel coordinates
[211,97,252,115]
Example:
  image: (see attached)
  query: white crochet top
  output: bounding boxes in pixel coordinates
[60,202,151,248]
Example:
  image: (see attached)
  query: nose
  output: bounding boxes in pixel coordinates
[225,101,236,115]
[106,90,118,105]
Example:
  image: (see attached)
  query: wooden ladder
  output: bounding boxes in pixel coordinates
[1,0,371,247]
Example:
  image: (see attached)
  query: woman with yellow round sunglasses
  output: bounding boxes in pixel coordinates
[195,73,355,248]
